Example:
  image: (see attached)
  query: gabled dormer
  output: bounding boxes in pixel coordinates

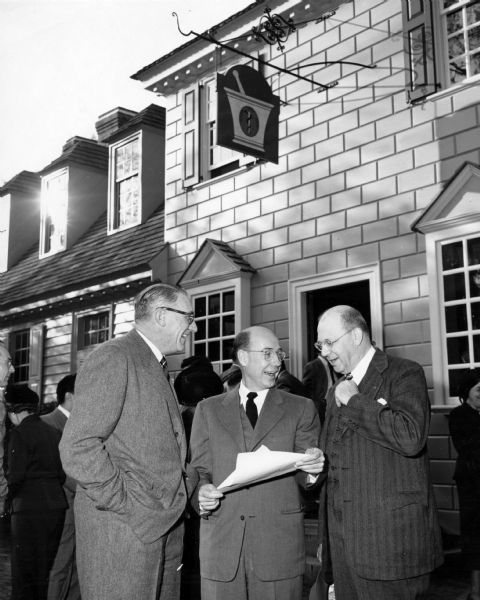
[0,171,41,273]
[97,104,165,235]
[39,137,108,259]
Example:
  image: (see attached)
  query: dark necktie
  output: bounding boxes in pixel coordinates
[246,392,258,429]
[160,356,170,381]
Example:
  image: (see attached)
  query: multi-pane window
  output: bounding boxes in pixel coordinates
[442,0,480,83]
[11,329,30,384]
[77,312,110,350]
[112,138,140,230]
[193,290,236,372]
[441,234,480,398]
[41,170,68,255]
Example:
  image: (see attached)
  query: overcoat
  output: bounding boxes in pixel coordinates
[190,387,320,582]
[318,348,443,580]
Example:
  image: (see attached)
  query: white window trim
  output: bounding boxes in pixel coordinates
[72,305,113,366]
[287,264,383,380]
[40,167,69,258]
[107,131,143,234]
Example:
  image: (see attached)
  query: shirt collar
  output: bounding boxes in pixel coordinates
[58,405,70,418]
[350,345,376,385]
[238,381,269,410]
[136,329,165,363]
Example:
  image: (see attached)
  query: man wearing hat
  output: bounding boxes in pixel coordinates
[0,341,15,515]
[5,384,67,600]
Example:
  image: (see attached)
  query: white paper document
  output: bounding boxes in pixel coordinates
[217,445,304,492]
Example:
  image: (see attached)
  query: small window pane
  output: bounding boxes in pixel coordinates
[444,273,466,300]
[467,237,480,265]
[209,341,220,361]
[474,334,480,362]
[449,368,471,398]
[208,317,221,338]
[447,336,470,363]
[223,291,235,312]
[223,339,234,362]
[223,315,235,336]
[195,297,206,317]
[447,7,464,34]
[407,0,423,19]
[445,305,468,332]
[472,302,480,329]
[442,242,463,270]
[194,342,206,356]
[469,270,480,297]
[208,294,221,315]
[467,3,480,25]
[196,319,206,338]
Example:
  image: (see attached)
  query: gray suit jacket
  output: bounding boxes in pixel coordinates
[60,329,191,543]
[318,348,443,579]
[190,387,320,581]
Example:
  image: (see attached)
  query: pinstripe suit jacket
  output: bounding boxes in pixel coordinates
[60,328,191,544]
[319,348,443,580]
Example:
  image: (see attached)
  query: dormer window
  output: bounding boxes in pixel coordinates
[109,134,141,232]
[40,169,68,257]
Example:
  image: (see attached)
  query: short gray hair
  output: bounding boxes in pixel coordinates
[134,283,187,322]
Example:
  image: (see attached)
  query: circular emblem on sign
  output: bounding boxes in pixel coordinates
[239,106,259,137]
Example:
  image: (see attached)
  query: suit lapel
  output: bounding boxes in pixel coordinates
[357,348,388,399]
[251,388,285,449]
[217,390,247,452]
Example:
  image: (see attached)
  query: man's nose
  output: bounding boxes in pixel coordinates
[189,320,198,333]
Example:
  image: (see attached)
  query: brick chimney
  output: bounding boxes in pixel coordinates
[95,107,137,143]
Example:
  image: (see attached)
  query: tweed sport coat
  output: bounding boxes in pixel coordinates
[60,328,192,544]
[190,387,320,582]
[318,348,443,580]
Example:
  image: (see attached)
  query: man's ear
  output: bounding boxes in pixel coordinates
[237,349,248,367]
[352,327,363,346]
[154,306,166,327]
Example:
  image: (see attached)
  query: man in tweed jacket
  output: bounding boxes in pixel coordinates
[316,305,443,600]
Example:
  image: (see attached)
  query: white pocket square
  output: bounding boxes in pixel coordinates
[377,398,387,405]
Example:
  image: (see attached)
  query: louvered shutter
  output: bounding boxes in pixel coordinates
[183,84,200,187]
[29,325,44,399]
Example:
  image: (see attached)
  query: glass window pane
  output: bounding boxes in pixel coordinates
[195,297,206,317]
[467,237,480,265]
[223,315,235,336]
[223,291,235,312]
[469,24,480,50]
[474,334,480,362]
[467,2,480,25]
[450,56,467,82]
[208,294,221,315]
[194,342,206,357]
[471,51,480,76]
[445,305,468,332]
[449,368,471,398]
[447,336,470,363]
[208,317,220,338]
[208,341,220,361]
[442,242,463,270]
[447,7,464,34]
[196,319,206,339]
[222,339,234,362]
[472,302,480,329]
[469,270,480,297]
[444,273,466,300]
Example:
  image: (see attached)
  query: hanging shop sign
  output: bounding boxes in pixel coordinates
[217,64,280,164]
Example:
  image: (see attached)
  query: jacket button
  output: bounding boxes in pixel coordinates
[175,432,179,437]
[240,515,245,521]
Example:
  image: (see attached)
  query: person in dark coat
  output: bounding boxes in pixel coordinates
[275,360,309,397]
[449,368,480,600]
[5,384,67,600]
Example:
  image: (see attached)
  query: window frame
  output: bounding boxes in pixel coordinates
[72,306,112,369]
[39,168,69,258]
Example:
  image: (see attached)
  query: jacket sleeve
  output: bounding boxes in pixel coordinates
[59,345,129,513]
[449,408,480,473]
[6,428,27,502]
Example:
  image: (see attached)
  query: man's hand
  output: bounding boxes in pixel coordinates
[334,378,358,407]
[295,447,325,475]
[198,483,223,513]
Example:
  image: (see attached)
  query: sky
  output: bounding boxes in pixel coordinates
[0,0,252,185]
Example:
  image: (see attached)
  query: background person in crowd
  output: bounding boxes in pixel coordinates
[190,325,323,600]
[6,384,67,600]
[42,374,81,600]
[302,353,332,424]
[274,360,309,397]
[316,305,443,600]
[60,283,198,600]
[220,363,242,392]
[0,342,15,516]
[449,368,480,600]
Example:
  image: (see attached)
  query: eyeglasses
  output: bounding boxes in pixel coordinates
[314,328,355,353]
[246,348,287,362]
[159,306,196,325]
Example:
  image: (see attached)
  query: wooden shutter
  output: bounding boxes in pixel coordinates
[29,325,44,399]
[401,0,439,103]
[183,84,200,187]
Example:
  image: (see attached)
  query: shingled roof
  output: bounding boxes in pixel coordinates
[0,171,40,195]
[0,207,165,314]
[40,137,108,176]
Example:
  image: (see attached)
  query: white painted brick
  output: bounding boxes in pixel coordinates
[234,165,261,189]
[332,188,361,210]
[288,111,314,136]
[234,235,262,257]
[346,162,377,188]
[303,197,331,220]
[383,277,420,303]
[275,205,302,228]
[378,150,413,179]
[317,249,347,273]
[312,25,340,54]
[316,173,345,196]
[347,242,380,266]
[453,85,480,112]
[333,226,362,250]
[376,109,412,139]
[248,249,275,270]
[275,169,301,193]
[345,123,375,150]
[372,35,403,64]
[289,256,317,279]
[166,164,182,185]
[340,88,374,113]
[289,183,316,206]
[303,235,331,257]
[435,107,477,138]
[380,234,417,259]
[248,213,273,236]
[384,301,402,324]
[275,242,302,264]
[303,160,330,184]
[356,21,389,52]
[262,192,288,214]
[415,184,442,210]
[347,202,378,227]
[385,321,426,346]
[255,263,289,286]
[211,209,235,230]
[209,177,235,198]
[262,227,288,250]
[260,155,288,179]
[456,126,480,154]
[382,258,400,281]
[301,122,328,147]
[166,224,187,241]
[379,192,415,219]
[274,282,289,302]
[289,220,315,242]
[437,150,480,182]
[279,133,301,157]
[252,284,275,305]
[329,111,359,136]
[363,216,397,242]
[165,151,177,170]
[286,77,316,103]
[198,197,221,219]
[298,18,325,44]
[166,194,187,213]
[236,200,261,223]
[165,212,176,230]
[396,122,434,151]
[176,205,197,225]
[359,96,393,125]
[248,179,274,202]
[285,40,313,68]
[315,134,344,159]
[222,222,247,242]
[187,216,210,237]
[412,95,453,126]
[317,211,346,234]
[402,297,430,321]
[398,164,436,193]
[174,238,197,257]
[288,146,315,171]
[222,188,247,210]
[371,0,400,24]
[340,11,371,41]
[314,100,343,124]
[331,148,360,174]
[361,136,395,164]
[189,185,209,204]
[415,138,455,168]
[400,254,427,277]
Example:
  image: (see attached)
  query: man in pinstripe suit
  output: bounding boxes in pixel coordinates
[316,305,443,600]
